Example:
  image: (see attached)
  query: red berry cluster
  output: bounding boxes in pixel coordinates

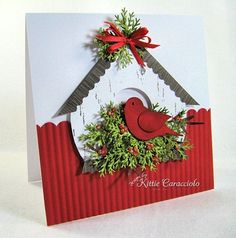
[98,146,107,157]
[174,116,183,121]
[128,146,139,156]
[96,124,102,130]
[175,140,189,151]
[152,155,160,164]
[119,123,128,134]
[182,140,190,147]
[107,107,117,117]
[145,142,154,150]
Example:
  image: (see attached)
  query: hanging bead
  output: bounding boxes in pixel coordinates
[140,66,146,75]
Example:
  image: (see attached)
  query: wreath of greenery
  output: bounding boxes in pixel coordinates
[79,102,192,176]
[94,8,144,68]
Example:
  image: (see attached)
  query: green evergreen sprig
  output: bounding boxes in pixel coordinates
[114,8,140,37]
[94,8,143,68]
[79,102,192,176]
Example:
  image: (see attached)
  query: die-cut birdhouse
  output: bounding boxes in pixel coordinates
[55,10,201,174]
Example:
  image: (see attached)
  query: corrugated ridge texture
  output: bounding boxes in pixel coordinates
[37,108,214,225]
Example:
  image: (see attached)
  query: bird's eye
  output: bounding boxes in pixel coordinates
[132,102,135,106]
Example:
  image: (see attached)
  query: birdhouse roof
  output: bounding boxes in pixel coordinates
[56,50,199,117]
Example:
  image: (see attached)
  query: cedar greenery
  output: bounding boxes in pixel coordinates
[114,8,141,37]
[94,8,143,68]
[79,102,192,176]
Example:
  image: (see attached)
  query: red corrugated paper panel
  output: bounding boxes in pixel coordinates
[37,108,214,225]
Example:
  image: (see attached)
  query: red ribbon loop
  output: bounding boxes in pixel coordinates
[96,22,160,67]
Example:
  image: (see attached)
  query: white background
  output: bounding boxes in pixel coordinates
[0,1,236,238]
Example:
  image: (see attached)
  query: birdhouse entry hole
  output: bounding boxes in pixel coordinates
[115,88,151,108]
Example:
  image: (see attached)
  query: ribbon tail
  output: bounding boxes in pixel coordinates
[129,44,145,67]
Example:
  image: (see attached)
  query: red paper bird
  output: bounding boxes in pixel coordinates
[124,97,179,141]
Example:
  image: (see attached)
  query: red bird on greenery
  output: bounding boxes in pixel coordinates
[124,97,179,141]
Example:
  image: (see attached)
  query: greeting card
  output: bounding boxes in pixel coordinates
[26,10,214,225]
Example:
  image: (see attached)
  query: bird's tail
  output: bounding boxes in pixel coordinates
[160,125,180,137]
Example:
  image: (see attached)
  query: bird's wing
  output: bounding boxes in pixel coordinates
[138,110,170,132]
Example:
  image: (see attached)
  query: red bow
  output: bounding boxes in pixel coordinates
[96,21,160,67]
